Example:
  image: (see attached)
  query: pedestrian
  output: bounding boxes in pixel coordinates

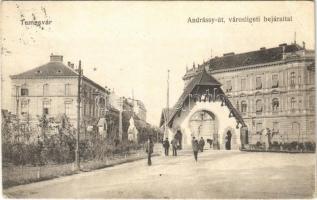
[199,137,205,152]
[207,139,213,149]
[163,137,170,156]
[192,137,199,162]
[225,136,229,150]
[145,137,154,166]
[171,137,178,156]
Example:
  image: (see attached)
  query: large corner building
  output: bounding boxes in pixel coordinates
[182,42,315,144]
[10,54,109,128]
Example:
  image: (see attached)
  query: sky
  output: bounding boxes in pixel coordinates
[1,1,314,126]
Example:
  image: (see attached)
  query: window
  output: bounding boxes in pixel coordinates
[21,88,29,96]
[226,80,232,92]
[298,75,301,87]
[272,74,279,88]
[256,123,263,134]
[273,122,279,134]
[21,100,29,115]
[43,101,50,115]
[309,96,315,110]
[298,100,302,111]
[256,99,263,114]
[65,84,71,96]
[43,84,49,96]
[290,72,295,88]
[256,77,262,90]
[241,101,247,113]
[291,97,296,111]
[241,78,246,91]
[308,71,314,84]
[65,101,72,116]
[272,98,279,112]
[83,102,87,115]
[43,108,49,115]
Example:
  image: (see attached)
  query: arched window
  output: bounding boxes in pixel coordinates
[241,101,247,113]
[290,72,296,88]
[43,84,49,96]
[256,99,263,114]
[291,97,296,111]
[272,98,279,112]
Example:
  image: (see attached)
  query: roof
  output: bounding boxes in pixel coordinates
[167,69,245,127]
[11,62,78,78]
[10,61,106,92]
[201,43,303,72]
[159,108,171,127]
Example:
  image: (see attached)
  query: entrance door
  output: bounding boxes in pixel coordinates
[225,131,232,150]
[175,130,182,149]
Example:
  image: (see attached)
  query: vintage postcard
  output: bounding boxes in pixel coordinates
[0,1,315,199]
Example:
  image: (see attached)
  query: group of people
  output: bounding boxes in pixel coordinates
[144,136,207,166]
[162,137,179,156]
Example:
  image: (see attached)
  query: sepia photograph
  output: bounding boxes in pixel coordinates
[0,1,316,199]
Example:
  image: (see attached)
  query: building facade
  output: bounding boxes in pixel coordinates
[10,54,109,129]
[183,43,315,144]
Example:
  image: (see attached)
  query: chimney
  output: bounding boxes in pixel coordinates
[260,47,266,51]
[223,52,235,57]
[302,41,306,49]
[50,54,63,62]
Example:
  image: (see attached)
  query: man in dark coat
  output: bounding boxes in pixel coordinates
[199,137,205,152]
[192,137,199,162]
[163,137,170,156]
[171,137,178,156]
[145,137,154,166]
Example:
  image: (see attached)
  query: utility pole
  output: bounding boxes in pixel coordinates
[15,85,20,142]
[75,60,82,171]
[165,69,170,139]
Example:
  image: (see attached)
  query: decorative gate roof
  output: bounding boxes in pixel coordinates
[166,67,246,128]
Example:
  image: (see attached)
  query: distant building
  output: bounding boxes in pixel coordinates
[183,42,315,144]
[10,54,110,130]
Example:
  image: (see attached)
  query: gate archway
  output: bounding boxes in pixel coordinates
[188,110,217,146]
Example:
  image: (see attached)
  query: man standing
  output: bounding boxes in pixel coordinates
[145,137,154,166]
[171,137,178,156]
[199,137,205,152]
[192,137,199,162]
[163,137,170,156]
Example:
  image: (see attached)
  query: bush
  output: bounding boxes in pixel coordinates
[270,141,280,151]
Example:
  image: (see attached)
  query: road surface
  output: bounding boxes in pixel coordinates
[3,149,316,199]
